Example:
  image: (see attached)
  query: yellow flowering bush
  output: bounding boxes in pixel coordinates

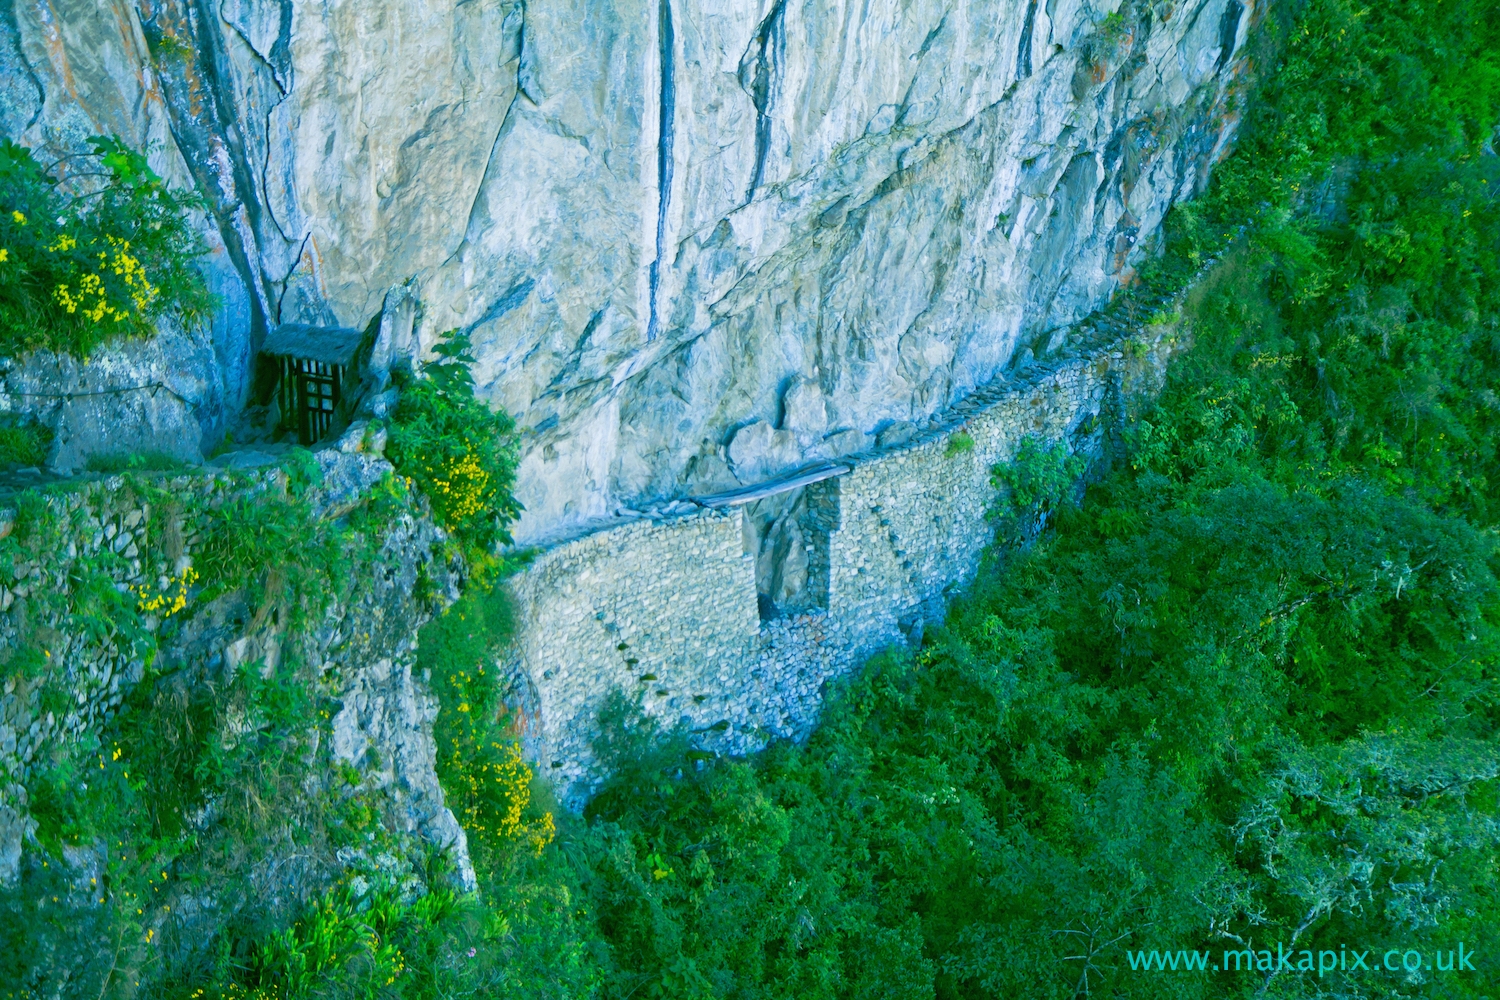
[424,450,491,523]
[445,732,555,855]
[387,331,522,558]
[130,565,199,617]
[51,235,159,323]
[436,657,555,863]
[417,583,558,879]
[0,136,212,357]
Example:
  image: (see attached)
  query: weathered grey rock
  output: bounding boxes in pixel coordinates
[728,419,801,482]
[0,453,467,891]
[0,802,27,880]
[330,657,477,893]
[0,324,224,472]
[1,0,1256,541]
[876,421,919,449]
[781,377,830,446]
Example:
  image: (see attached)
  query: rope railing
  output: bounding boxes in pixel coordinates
[0,382,196,406]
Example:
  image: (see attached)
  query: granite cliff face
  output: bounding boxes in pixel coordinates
[0,0,1254,541]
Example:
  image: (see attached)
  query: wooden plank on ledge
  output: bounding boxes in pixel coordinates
[695,462,852,508]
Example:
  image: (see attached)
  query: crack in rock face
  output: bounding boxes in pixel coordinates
[3,0,1253,546]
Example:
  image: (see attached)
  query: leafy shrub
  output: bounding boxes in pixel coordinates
[387,332,522,561]
[0,413,50,468]
[991,436,1086,545]
[84,450,187,474]
[0,136,213,358]
[944,429,974,456]
[248,880,453,998]
[1136,0,1500,523]
[417,584,555,873]
[994,436,1085,511]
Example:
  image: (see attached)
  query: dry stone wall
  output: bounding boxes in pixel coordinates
[504,318,1183,805]
[504,510,760,798]
[0,451,472,888]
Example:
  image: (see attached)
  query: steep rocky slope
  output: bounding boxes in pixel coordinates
[0,450,470,988]
[0,0,1254,542]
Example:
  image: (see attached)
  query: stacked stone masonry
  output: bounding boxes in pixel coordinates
[504,322,1182,805]
[0,451,473,887]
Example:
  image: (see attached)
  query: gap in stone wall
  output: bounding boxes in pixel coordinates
[743,482,840,620]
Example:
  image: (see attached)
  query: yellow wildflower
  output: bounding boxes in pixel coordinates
[131,565,198,616]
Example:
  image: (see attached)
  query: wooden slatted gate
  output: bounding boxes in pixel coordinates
[277,356,343,444]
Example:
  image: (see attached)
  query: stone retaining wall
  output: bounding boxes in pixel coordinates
[504,322,1184,805]
[0,451,471,885]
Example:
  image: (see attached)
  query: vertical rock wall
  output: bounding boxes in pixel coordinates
[0,322,227,473]
[0,0,1257,542]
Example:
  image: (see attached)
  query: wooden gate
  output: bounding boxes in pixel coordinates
[262,324,364,446]
[287,357,341,444]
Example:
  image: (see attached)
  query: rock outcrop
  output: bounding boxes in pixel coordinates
[0,450,469,896]
[0,322,226,473]
[0,0,1256,542]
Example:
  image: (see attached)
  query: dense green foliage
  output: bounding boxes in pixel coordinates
[7,0,1499,996]
[83,450,189,474]
[544,1,1500,997]
[0,326,542,997]
[0,460,445,997]
[1157,0,1500,521]
[418,584,556,869]
[170,344,562,999]
[0,412,51,469]
[387,332,524,561]
[0,136,213,357]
